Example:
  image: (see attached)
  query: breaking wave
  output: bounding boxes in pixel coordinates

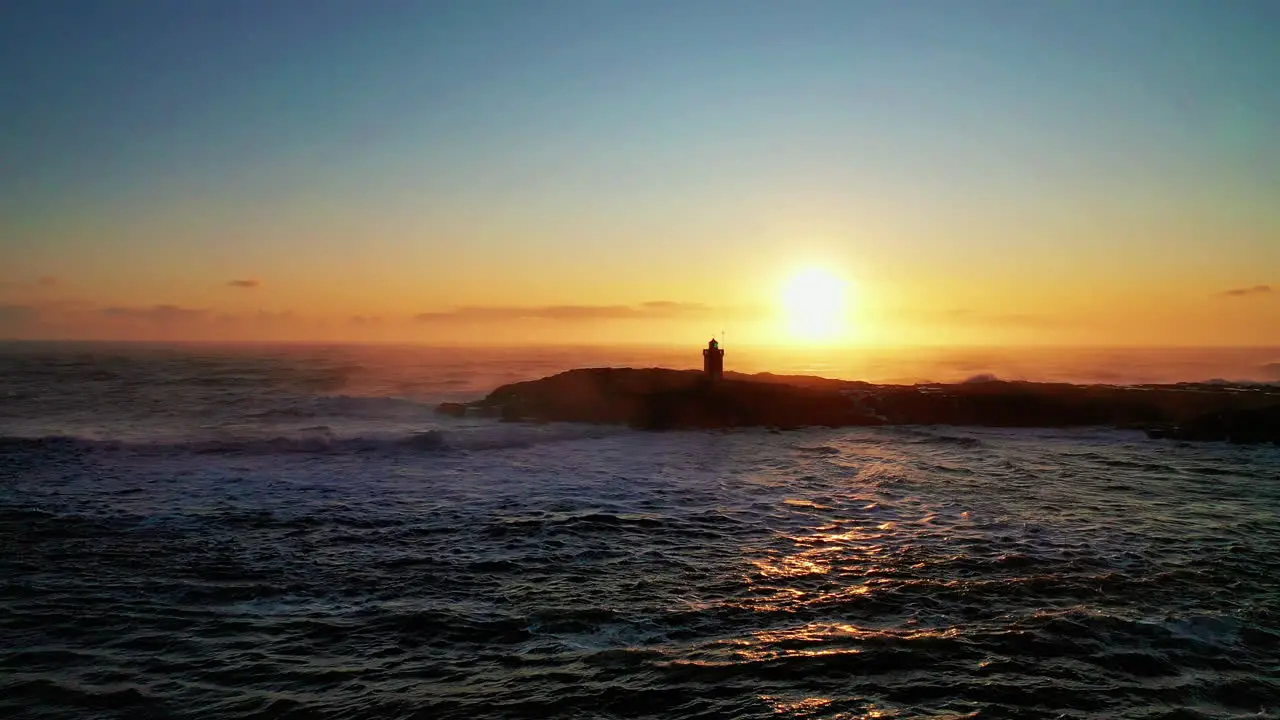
[884,426,989,448]
[243,395,439,420]
[0,424,627,458]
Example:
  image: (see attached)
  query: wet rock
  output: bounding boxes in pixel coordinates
[1145,405,1280,444]
[434,402,467,418]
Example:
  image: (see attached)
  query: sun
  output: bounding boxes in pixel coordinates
[780,267,852,343]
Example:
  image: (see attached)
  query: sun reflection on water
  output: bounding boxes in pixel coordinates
[701,445,1067,717]
[759,695,834,716]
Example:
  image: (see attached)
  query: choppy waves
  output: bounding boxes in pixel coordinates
[4,426,1280,719]
[3,344,1280,718]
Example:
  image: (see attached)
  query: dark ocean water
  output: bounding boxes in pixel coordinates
[2,343,1279,719]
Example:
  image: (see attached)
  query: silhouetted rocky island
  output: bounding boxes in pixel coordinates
[437,367,1280,444]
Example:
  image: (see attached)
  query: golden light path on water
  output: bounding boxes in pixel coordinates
[664,448,987,718]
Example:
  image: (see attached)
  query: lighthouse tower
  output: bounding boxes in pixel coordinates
[702,337,725,380]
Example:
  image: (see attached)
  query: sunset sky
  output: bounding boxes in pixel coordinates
[2,0,1277,346]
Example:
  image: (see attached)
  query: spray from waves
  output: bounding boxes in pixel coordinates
[955,370,1280,387]
[242,395,440,420]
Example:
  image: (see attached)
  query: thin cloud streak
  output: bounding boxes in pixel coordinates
[1218,285,1271,298]
[227,279,262,289]
[102,305,211,322]
[415,302,715,323]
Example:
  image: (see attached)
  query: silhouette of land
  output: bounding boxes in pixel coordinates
[437,367,1280,443]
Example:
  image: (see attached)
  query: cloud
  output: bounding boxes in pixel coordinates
[227,278,261,289]
[102,304,211,322]
[415,302,715,323]
[639,301,712,316]
[1218,285,1271,298]
[37,276,57,287]
[0,302,382,341]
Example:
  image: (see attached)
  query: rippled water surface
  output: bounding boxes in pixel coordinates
[3,344,1279,719]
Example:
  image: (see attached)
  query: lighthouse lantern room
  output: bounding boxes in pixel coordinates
[702,337,725,380]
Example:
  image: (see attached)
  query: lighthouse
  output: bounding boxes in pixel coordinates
[702,337,725,380]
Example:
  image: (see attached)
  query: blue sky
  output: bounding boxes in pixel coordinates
[2,0,1277,344]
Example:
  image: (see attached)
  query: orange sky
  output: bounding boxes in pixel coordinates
[1,259,1276,347]
[3,3,1278,347]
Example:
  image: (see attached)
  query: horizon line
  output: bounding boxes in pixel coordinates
[2,338,1278,352]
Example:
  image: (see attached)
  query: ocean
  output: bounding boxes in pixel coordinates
[2,342,1279,719]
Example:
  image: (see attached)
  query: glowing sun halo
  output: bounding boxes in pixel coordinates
[781,267,851,343]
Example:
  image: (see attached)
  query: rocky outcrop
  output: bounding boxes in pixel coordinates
[1144,405,1280,444]
[435,367,1280,440]
[464,368,881,429]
